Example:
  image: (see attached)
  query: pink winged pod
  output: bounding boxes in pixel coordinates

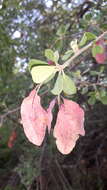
[21,89,55,146]
[53,98,85,154]
[95,39,107,64]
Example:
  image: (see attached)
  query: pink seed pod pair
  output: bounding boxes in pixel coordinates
[21,89,85,154]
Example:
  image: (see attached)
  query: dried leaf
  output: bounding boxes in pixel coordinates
[21,90,54,146]
[53,98,85,154]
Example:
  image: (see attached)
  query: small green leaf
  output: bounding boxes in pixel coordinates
[95,91,101,100]
[65,50,73,54]
[54,51,59,63]
[62,50,73,61]
[100,23,107,30]
[100,90,106,97]
[95,90,107,105]
[70,39,78,53]
[92,45,104,57]
[79,32,96,47]
[55,39,63,51]
[90,71,99,76]
[56,24,70,36]
[100,96,107,105]
[88,96,96,105]
[29,59,47,71]
[84,13,92,21]
[86,32,96,41]
[51,73,63,95]
[79,33,87,47]
[100,66,104,73]
[45,49,55,62]
[72,70,81,79]
[88,92,95,96]
[63,74,77,95]
[81,87,88,95]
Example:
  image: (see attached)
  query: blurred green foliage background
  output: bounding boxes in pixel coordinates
[0,0,107,189]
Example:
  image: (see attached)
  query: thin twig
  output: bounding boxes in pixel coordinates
[62,31,107,69]
[0,107,20,127]
[55,159,74,190]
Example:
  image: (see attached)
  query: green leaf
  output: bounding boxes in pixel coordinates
[90,71,99,76]
[90,67,104,76]
[100,96,107,105]
[88,92,95,96]
[45,49,55,62]
[62,50,73,61]
[43,72,56,84]
[79,33,87,47]
[92,45,104,57]
[55,39,63,51]
[81,87,88,95]
[63,74,77,95]
[95,90,107,105]
[31,66,57,84]
[84,13,92,21]
[100,90,106,97]
[29,59,48,71]
[95,91,101,100]
[100,23,107,30]
[79,32,96,47]
[56,24,70,36]
[70,39,78,52]
[86,32,96,41]
[72,70,81,79]
[88,96,96,105]
[51,73,63,95]
[100,66,104,73]
[54,51,59,63]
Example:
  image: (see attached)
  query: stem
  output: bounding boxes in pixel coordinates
[55,159,74,190]
[36,83,43,94]
[57,95,60,106]
[0,107,20,127]
[62,31,107,69]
